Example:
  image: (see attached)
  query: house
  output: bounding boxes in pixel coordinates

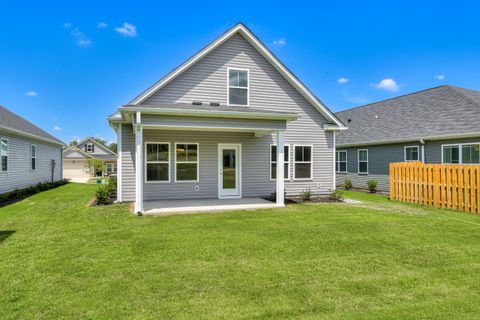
[107,23,346,213]
[0,105,64,194]
[63,138,117,182]
[335,85,480,192]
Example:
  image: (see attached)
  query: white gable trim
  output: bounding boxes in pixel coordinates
[128,23,345,128]
[76,138,117,156]
[63,146,93,158]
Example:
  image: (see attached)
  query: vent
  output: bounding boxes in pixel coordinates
[192,101,202,106]
[210,102,220,107]
[347,119,352,123]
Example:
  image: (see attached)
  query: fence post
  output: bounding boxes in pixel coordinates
[390,163,395,200]
[433,165,441,208]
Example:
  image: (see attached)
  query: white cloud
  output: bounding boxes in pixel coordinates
[373,78,400,92]
[63,22,72,29]
[26,91,38,96]
[53,126,62,131]
[71,28,92,47]
[337,77,349,84]
[434,74,445,80]
[115,22,137,37]
[97,22,108,29]
[272,38,286,46]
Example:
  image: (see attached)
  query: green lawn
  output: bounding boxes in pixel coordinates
[1,184,480,319]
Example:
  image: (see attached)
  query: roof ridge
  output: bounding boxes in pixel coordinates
[335,85,452,115]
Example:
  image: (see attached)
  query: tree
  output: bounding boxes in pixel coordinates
[85,158,105,176]
[108,142,117,154]
[68,140,79,147]
[87,137,108,148]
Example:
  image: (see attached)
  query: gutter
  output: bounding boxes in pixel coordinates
[337,131,480,148]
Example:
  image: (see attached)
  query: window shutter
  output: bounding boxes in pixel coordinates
[92,144,95,152]
[84,144,87,152]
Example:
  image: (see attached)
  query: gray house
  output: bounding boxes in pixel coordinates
[108,23,346,213]
[0,105,64,194]
[335,85,480,192]
[63,138,117,182]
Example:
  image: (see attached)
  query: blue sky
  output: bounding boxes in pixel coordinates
[1,1,479,144]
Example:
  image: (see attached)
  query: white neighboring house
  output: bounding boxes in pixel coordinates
[63,138,117,182]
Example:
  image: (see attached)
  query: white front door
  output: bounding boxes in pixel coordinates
[218,144,241,199]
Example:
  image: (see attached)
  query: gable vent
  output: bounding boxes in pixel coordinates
[210,102,220,107]
[192,101,202,106]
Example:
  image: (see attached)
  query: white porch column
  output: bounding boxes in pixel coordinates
[276,131,285,207]
[117,123,123,202]
[134,112,143,213]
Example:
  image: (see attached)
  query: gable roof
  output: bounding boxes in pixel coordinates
[0,105,64,146]
[75,138,117,156]
[63,146,93,158]
[335,85,480,147]
[128,22,345,129]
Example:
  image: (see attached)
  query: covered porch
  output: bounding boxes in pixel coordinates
[113,104,298,214]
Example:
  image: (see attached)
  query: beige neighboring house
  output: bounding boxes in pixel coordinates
[63,138,117,182]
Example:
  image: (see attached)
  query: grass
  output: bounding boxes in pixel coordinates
[1,184,480,319]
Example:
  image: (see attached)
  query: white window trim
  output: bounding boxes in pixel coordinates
[336,150,347,173]
[106,163,116,174]
[174,142,200,183]
[31,144,36,171]
[227,67,250,106]
[1,138,8,173]
[270,144,291,181]
[144,142,170,183]
[293,144,313,180]
[441,142,480,164]
[86,143,94,153]
[404,145,420,162]
[358,149,368,175]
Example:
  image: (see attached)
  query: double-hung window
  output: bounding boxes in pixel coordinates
[404,146,419,162]
[443,143,480,164]
[31,144,36,171]
[106,163,116,174]
[145,143,170,182]
[86,143,94,153]
[175,143,199,182]
[1,138,8,172]
[294,145,312,179]
[270,145,290,180]
[358,149,368,174]
[336,150,347,173]
[228,68,249,106]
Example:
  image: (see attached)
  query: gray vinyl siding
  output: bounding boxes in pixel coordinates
[77,140,113,156]
[120,127,334,201]
[118,33,335,201]
[0,129,62,194]
[336,137,480,192]
[121,125,136,201]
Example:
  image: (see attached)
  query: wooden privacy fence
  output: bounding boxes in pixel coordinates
[390,162,480,214]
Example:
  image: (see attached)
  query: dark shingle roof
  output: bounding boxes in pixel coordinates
[335,85,480,146]
[0,105,64,145]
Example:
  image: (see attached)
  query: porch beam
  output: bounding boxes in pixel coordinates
[117,123,123,202]
[276,131,285,207]
[134,112,143,214]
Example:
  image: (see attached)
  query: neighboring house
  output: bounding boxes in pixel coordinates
[0,105,64,194]
[63,138,117,182]
[335,85,480,192]
[107,23,346,213]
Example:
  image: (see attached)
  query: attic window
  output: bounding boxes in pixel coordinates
[86,143,94,153]
[228,68,249,106]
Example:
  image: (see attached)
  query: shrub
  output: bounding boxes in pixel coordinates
[367,179,378,193]
[329,189,344,201]
[107,176,117,193]
[0,179,69,207]
[344,179,352,190]
[95,184,111,205]
[302,188,312,201]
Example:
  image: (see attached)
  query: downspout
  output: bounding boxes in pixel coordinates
[420,139,426,163]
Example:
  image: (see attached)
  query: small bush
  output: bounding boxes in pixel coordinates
[329,189,344,201]
[95,184,111,205]
[302,188,312,201]
[367,179,378,193]
[344,179,352,190]
[107,176,117,194]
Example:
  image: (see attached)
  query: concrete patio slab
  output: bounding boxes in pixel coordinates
[142,197,278,216]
